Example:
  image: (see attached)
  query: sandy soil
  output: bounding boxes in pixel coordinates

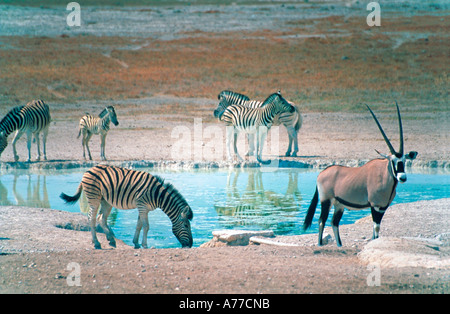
[0,198,449,294]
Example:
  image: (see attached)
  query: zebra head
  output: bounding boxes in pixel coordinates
[214,90,251,119]
[213,98,230,119]
[263,91,295,114]
[173,205,194,248]
[0,131,7,157]
[100,106,119,126]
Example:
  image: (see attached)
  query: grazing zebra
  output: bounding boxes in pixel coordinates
[60,165,194,249]
[220,91,295,164]
[0,99,51,162]
[214,90,302,157]
[77,106,119,161]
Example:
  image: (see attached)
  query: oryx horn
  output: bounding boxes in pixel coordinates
[365,104,396,155]
[395,101,404,156]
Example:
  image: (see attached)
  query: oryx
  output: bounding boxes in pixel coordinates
[303,102,418,247]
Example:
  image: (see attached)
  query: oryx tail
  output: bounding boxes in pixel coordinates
[303,187,318,231]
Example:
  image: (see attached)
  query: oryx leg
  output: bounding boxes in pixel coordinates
[318,199,331,246]
[331,204,345,247]
[370,207,386,240]
[98,199,116,248]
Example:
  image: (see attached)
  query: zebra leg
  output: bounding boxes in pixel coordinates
[33,132,41,161]
[291,129,299,157]
[233,132,243,162]
[100,133,107,161]
[42,125,49,160]
[87,201,102,249]
[99,200,116,248]
[331,204,344,247]
[25,131,33,162]
[141,211,150,249]
[11,129,24,162]
[246,133,255,157]
[256,126,268,162]
[84,132,93,160]
[133,214,144,249]
[226,126,234,161]
[318,199,331,246]
[285,127,296,157]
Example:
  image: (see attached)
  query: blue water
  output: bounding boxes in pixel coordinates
[0,168,448,248]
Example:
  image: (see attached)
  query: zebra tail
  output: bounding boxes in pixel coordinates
[303,186,319,231]
[77,128,81,139]
[294,108,303,132]
[60,183,83,205]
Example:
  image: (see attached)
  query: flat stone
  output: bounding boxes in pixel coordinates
[200,230,274,247]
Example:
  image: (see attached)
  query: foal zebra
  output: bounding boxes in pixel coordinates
[0,99,51,162]
[77,106,119,161]
[214,90,302,157]
[60,165,194,249]
[220,91,295,164]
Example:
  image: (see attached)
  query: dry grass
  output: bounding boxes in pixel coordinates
[0,15,448,115]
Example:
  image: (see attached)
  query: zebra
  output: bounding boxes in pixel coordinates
[60,165,194,249]
[0,99,51,162]
[77,106,119,161]
[220,91,295,164]
[214,90,302,157]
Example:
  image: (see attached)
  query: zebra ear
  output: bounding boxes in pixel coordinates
[181,206,193,221]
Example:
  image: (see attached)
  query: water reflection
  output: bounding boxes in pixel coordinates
[0,174,49,208]
[214,168,302,234]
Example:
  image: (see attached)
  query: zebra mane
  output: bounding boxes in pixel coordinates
[153,175,193,220]
[261,91,284,106]
[0,106,24,133]
[98,107,109,118]
[218,90,250,102]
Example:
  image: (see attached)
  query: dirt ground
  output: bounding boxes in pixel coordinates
[0,198,449,294]
[0,1,449,295]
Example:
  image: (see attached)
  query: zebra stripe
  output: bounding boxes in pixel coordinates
[0,99,51,161]
[214,90,302,157]
[221,92,295,163]
[77,106,119,161]
[60,165,193,249]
